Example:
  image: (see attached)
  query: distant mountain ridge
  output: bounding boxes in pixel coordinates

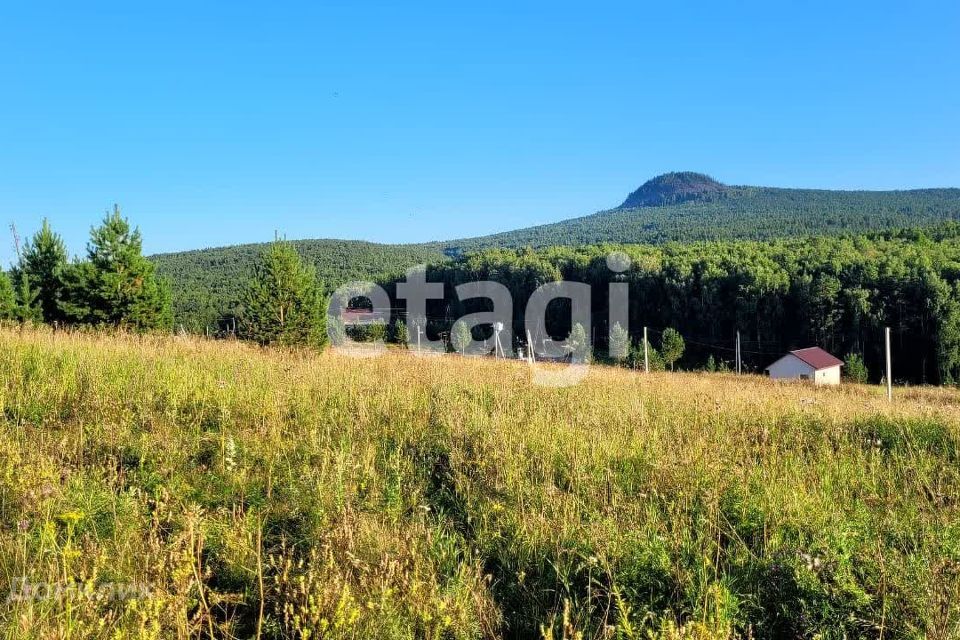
[437,173,960,253]
[151,172,960,329]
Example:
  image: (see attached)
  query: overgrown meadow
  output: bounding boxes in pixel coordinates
[1,327,959,639]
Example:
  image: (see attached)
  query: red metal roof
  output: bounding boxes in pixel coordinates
[788,347,843,370]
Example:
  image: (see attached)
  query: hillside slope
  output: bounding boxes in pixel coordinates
[152,239,445,330]
[151,174,960,328]
[443,179,960,253]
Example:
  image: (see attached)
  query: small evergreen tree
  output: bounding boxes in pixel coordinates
[18,219,68,323]
[568,322,592,363]
[705,354,717,372]
[609,322,629,363]
[240,240,326,347]
[451,320,471,355]
[627,342,665,371]
[367,321,387,343]
[60,207,172,330]
[392,319,410,346]
[844,353,869,383]
[13,272,42,324]
[660,327,685,371]
[327,316,346,346]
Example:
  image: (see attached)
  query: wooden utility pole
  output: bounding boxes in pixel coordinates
[737,329,741,375]
[643,326,649,374]
[885,326,892,401]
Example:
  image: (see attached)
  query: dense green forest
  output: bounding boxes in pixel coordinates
[150,240,444,331]
[406,225,960,385]
[444,175,960,252]
[149,173,960,329]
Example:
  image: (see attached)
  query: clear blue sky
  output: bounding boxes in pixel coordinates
[1,1,958,266]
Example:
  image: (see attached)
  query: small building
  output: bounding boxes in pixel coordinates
[765,347,843,385]
[341,307,389,325]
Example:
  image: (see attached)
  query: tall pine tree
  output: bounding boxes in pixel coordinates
[239,241,326,347]
[17,219,68,323]
[61,206,172,330]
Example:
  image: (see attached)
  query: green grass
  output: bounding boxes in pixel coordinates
[1,327,959,638]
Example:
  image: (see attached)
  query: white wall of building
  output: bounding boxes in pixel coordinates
[767,354,815,380]
[814,365,841,385]
[766,354,841,385]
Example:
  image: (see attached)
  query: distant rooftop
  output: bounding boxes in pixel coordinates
[789,347,844,370]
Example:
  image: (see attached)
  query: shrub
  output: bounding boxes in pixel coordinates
[844,353,869,383]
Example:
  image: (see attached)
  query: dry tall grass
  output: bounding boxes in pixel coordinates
[1,327,958,639]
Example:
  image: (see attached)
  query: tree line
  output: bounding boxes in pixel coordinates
[395,226,960,384]
[12,210,960,386]
[0,209,171,330]
[0,212,331,349]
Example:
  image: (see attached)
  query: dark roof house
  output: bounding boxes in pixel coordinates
[765,347,844,385]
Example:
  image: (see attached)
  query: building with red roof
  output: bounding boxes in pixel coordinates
[765,347,843,385]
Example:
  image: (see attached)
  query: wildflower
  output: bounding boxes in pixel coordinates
[57,510,85,524]
[224,436,237,472]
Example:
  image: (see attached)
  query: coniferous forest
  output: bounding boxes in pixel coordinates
[412,227,960,384]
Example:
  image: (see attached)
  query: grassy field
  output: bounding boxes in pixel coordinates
[1,328,959,639]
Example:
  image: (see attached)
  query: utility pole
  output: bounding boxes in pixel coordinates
[885,326,892,401]
[737,329,740,375]
[643,326,649,374]
[9,223,21,261]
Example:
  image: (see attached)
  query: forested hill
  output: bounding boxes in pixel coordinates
[150,173,960,330]
[442,174,960,253]
[151,239,445,331]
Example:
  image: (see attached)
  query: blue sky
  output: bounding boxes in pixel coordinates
[1,1,958,265]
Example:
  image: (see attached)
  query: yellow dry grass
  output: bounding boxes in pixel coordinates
[0,326,958,639]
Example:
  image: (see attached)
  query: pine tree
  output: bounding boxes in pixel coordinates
[451,320,471,355]
[13,272,42,324]
[18,219,68,323]
[0,271,16,320]
[392,319,410,346]
[660,327,685,371]
[61,207,172,330]
[327,316,346,346]
[239,241,326,347]
[568,322,592,363]
[844,353,869,383]
[609,322,629,363]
